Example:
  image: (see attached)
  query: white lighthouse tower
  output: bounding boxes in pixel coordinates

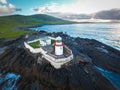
[54,36,64,55]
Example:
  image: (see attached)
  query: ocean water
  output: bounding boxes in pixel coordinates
[96,66,120,90]
[0,73,20,90]
[31,23,120,50]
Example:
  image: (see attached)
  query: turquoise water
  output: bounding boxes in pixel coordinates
[96,66,120,90]
[31,23,120,50]
[0,73,20,90]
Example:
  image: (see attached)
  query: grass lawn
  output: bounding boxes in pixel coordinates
[29,41,40,48]
[51,39,56,45]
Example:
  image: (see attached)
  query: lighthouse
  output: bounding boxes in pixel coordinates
[54,36,64,55]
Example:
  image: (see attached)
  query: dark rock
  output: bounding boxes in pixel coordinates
[0,31,119,90]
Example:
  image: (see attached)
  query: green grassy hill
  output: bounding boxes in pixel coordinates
[0,14,71,39]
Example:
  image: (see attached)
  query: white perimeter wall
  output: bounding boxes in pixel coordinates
[24,42,47,54]
[24,41,73,69]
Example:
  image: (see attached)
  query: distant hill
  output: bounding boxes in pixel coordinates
[93,9,120,20]
[0,14,71,26]
[57,9,120,20]
[59,14,91,20]
[0,14,71,38]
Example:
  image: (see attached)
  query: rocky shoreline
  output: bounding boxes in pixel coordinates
[0,31,120,90]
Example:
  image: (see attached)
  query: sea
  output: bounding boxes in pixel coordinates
[0,73,20,90]
[31,22,120,51]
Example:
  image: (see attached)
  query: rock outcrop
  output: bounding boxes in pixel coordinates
[0,31,120,90]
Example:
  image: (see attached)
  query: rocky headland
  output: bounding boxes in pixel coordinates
[0,31,120,90]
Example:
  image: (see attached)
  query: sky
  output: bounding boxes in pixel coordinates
[0,0,120,16]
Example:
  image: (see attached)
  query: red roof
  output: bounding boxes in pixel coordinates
[54,42,64,46]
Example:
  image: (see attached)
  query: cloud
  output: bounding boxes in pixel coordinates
[0,3,16,15]
[94,8,120,20]
[32,0,120,14]
[0,0,22,16]
[33,8,39,12]
[32,3,57,14]
[15,8,22,12]
[0,0,7,4]
[32,3,72,14]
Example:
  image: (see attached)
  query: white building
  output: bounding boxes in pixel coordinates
[24,36,73,69]
[39,36,51,46]
[54,36,64,55]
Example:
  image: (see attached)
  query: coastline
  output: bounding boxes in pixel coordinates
[0,31,120,89]
[22,21,120,30]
